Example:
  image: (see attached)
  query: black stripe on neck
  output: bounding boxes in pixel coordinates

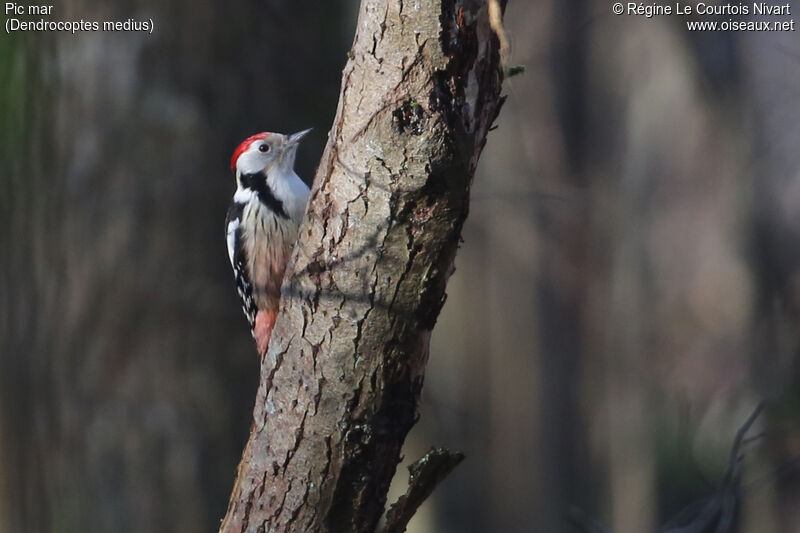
[240,173,288,218]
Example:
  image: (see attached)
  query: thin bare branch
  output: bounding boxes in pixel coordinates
[382,448,464,533]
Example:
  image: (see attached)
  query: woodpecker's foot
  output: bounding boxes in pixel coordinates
[254,310,277,356]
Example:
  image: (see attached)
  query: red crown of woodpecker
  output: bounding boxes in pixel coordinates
[230,132,271,172]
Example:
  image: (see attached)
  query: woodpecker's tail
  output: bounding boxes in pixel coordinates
[254,309,278,356]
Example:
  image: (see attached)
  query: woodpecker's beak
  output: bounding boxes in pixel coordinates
[288,128,312,145]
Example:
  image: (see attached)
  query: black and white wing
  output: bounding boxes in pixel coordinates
[225,202,257,330]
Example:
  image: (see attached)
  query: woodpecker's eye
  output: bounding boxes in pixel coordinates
[258,143,270,153]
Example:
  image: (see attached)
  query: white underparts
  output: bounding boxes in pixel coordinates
[240,198,297,312]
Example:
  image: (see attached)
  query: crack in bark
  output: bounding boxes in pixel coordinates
[258,337,293,430]
[285,480,312,531]
[388,231,417,313]
[312,377,326,416]
[271,478,293,528]
[282,410,308,472]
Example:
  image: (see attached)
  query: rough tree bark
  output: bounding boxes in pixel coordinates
[219,1,506,531]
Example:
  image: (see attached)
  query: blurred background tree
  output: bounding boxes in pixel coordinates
[1,1,799,533]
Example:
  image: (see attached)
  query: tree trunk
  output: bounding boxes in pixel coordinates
[219,0,506,531]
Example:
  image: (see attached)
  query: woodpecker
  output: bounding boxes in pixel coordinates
[226,129,311,355]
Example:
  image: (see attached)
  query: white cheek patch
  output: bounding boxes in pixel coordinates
[233,187,256,203]
[226,218,240,266]
[237,148,273,175]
